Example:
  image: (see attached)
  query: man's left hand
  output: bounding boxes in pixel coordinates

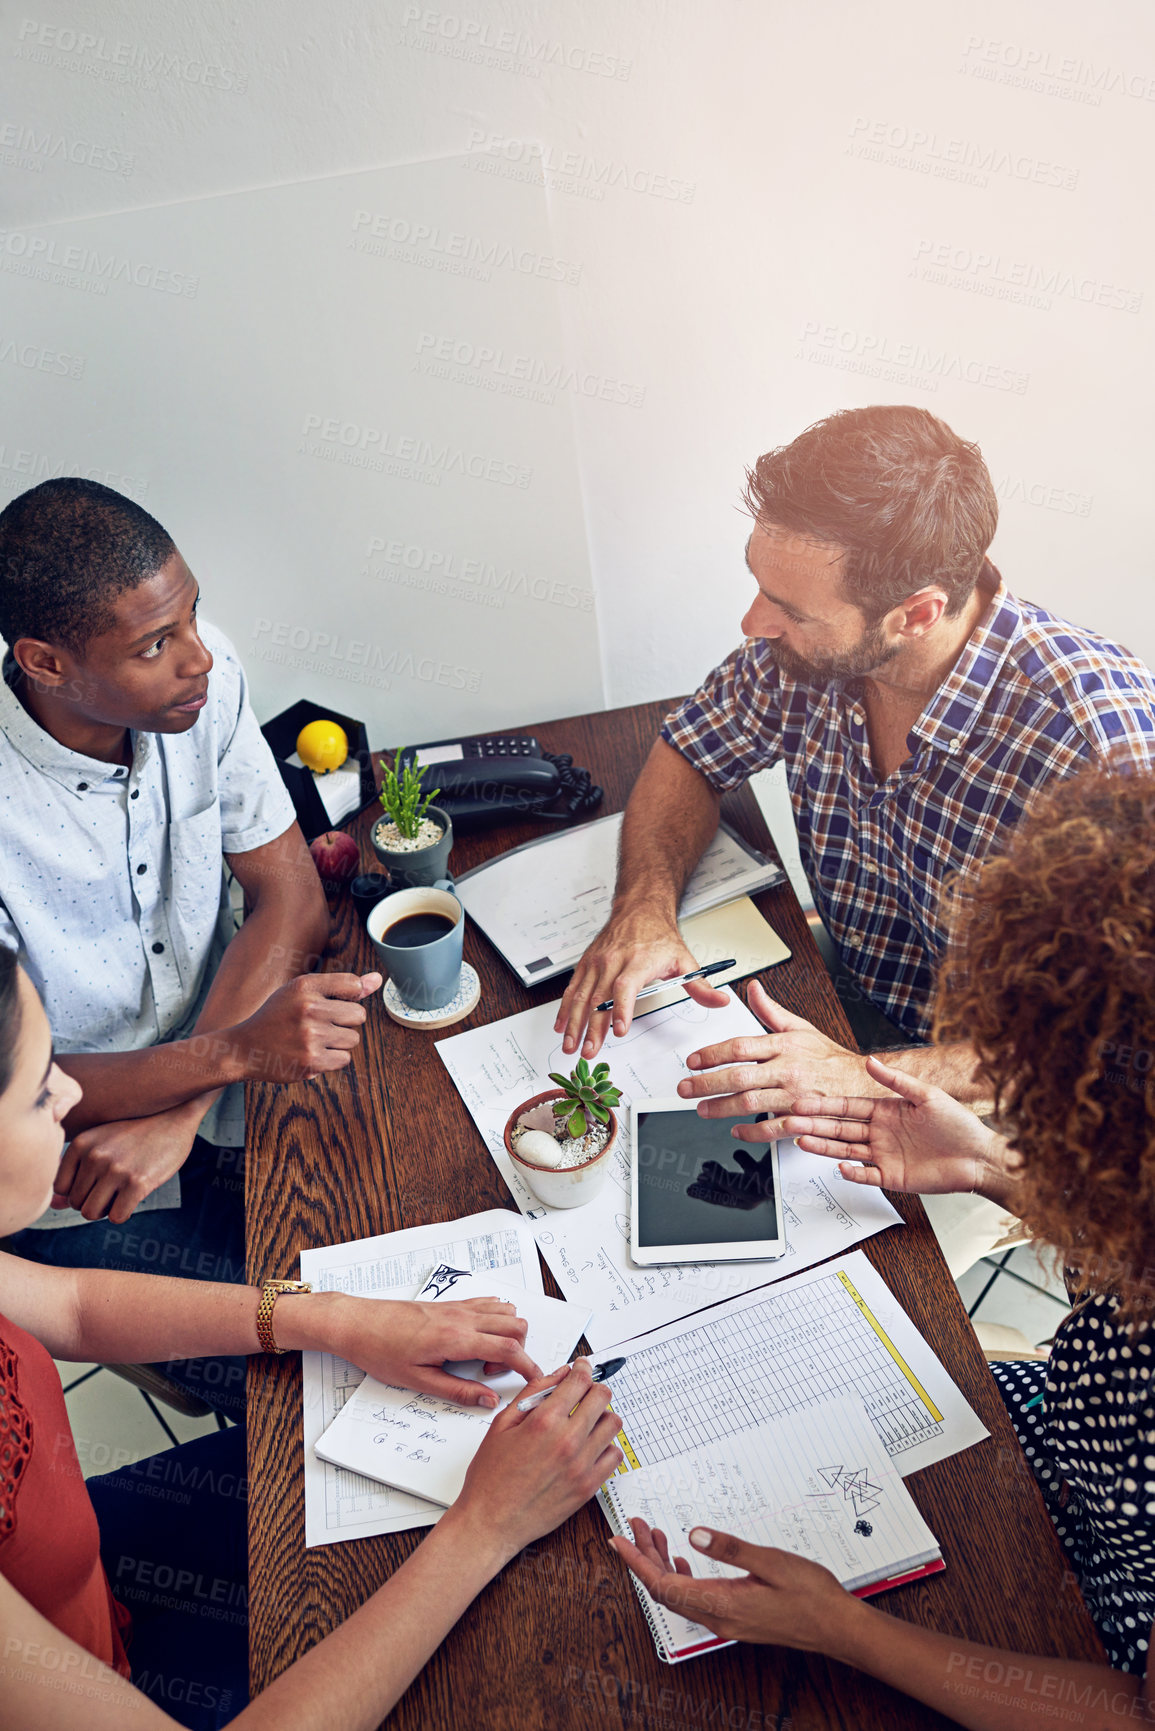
[677,980,889,1137]
[53,1104,201,1223]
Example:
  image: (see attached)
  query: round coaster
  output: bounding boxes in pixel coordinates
[383,961,481,1030]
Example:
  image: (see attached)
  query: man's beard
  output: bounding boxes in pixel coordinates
[765,621,899,685]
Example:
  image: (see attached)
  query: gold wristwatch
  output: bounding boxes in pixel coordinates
[256,1279,313,1354]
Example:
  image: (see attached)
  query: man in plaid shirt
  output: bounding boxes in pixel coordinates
[558,408,1155,1184]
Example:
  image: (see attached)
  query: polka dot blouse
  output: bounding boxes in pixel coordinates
[994,1293,1155,1673]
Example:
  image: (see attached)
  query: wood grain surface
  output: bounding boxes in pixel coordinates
[247,701,1103,1729]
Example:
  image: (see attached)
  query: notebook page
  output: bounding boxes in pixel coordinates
[315,1274,591,1506]
[300,1209,544,1547]
[609,1395,939,1594]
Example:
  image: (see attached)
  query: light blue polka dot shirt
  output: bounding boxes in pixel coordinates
[0,620,295,1145]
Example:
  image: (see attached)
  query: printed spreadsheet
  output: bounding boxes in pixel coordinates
[601,1251,987,1477]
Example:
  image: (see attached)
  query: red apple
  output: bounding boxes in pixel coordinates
[309,830,361,895]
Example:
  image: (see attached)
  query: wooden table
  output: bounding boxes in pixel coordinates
[247,700,1102,1730]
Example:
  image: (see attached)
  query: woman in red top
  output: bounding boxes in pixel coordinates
[0,948,623,1729]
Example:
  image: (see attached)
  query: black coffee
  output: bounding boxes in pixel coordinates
[383,911,457,948]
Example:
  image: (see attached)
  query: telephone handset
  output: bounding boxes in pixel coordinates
[397,735,602,830]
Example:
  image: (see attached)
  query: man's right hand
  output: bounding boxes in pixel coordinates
[224,971,382,1082]
[554,908,730,1058]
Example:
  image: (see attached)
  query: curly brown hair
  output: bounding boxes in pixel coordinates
[934,765,1155,1317]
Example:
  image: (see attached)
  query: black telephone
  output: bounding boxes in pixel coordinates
[397,735,602,830]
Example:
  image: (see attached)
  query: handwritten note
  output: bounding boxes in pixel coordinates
[606,1396,939,1592]
[300,1211,545,1547]
[314,1269,592,1507]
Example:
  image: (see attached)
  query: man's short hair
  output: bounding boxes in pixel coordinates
[0,477,176,654]
[743,406,999,619]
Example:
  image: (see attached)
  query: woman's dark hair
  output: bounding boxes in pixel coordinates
[935,765,1155,1318]
[0,947,22,1096]
[743,405,998,620]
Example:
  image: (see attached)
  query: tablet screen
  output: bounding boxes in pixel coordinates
[634,1109,780,1249]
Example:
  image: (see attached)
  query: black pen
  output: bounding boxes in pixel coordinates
[516,1356,628,1413]
[596,960,735,1014]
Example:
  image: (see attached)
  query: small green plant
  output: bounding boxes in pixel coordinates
[378,756,440,840]
[547,1058,622,1140]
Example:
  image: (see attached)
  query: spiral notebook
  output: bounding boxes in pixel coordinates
[600,1394,944,1663]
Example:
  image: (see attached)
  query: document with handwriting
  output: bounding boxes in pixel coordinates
[602,1394,943,1662]
[300,1210,544,1547]
[314,1270,591,1506]
[435,998,902,1350]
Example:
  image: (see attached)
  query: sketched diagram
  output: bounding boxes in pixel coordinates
[420,1264,473,1299]
[816,1463,882,1521]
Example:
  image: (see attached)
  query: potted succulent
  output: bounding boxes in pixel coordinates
[504,1059,622,1209]
[371,757,454,888]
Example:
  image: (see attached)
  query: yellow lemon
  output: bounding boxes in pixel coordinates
[296,718,348,774]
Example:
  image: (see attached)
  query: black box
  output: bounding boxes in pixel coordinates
[260,699,377,842]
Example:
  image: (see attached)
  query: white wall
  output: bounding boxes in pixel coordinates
[3,0,1153,741]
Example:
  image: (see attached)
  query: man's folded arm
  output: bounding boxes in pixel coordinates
[57,821,331,1132]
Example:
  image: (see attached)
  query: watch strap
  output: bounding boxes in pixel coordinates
[256,1279,312,1354]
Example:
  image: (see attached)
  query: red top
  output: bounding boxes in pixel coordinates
[0,1307,131,1677]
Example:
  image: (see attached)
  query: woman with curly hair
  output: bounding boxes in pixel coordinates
[612,765,1155,1727]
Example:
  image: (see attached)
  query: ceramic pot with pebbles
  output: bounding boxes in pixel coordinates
[371,803,454,889]
[504,1089,619,1210]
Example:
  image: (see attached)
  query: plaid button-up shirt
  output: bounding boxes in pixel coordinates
[661,574,1155,1039]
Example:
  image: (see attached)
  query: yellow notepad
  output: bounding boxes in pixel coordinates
[635,895,791,1016]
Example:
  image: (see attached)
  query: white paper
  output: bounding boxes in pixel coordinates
[315,1269,592,1506]
[603,1395,941,1657]
[600,1250,989,1479]
[299,1209,544,1547]
[287,751,362,824]
[435,997,902,1349]
[454,813,784,985]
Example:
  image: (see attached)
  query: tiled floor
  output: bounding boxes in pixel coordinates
[59,1243,1070,1478]
[56,1359,227,1479]
[956,1243,1071,1348]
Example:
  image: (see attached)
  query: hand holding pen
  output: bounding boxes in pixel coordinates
[517,1356,628,1412]
[595,962,735,1015]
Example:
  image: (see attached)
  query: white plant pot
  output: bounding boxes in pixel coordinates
[504,1090,618,1210]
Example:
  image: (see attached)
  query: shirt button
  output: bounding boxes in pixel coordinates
[947,738,961,753]
[862,860,877,874]
[152,941,165,955]
[136,863,147,875]
[77,782,88,792]
[114,768,125,778]
[130,789,140,800]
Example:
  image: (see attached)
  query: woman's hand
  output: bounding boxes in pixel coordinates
[778,1055,1015,1199]
[610,1520,862,1655]
[449,1360,624,1561]
[281,1295,544,1407]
